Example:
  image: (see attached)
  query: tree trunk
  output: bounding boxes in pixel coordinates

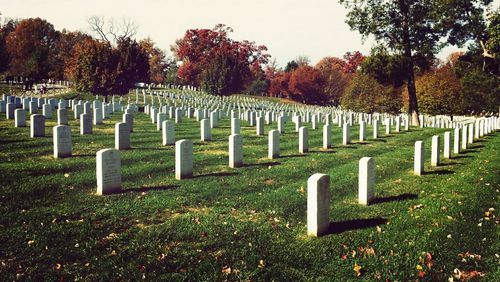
[399,0,420,126]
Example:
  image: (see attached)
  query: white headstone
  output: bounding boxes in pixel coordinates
[115,122,130,150]
[57,109,68,125]
[414,141,424,176]
[359,121,366,142]
[256,116,264,136]
[323,124,331,149]
[231,118,240,135]
[96,148,122,195]
[53,125,72,158]
[93,108,103,125]
[42,104,52,118]
[278,115,285,133]
[122,113,133,132]
[30,114,45,137]
[461,125,468,150]
[299,126,308,153]
[268,130,280,159]
[443,131,451,159]
[210,111,218,128]
[229,134,243,168]
[201,119,211,141]
[175,139,193,180]
[359,157,375,205]
[453,128,460,154]
[162,120,175,145]
[6,103,15,119]
[157,112,167,131]
[14,109,26,127]
[80,113,92,135]
[307,173,330,237]
[74,104,83,119]
[342,123,350,145]
[431,135,440,166]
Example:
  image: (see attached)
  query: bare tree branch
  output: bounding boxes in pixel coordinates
[87,16,111,45]
[87,16,138,45]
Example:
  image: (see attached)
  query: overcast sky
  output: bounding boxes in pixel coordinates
[2,0,499,67]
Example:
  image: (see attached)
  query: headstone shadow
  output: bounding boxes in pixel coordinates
[324,217,387,235]
[341,145,358,149]
[243,162,281,168]
[424,169,454,175]
[116,185,180,194]
[370,139,387,143]
[452,155,472,160]
[280,154,307,158]
[371,193,418,204]
[193,171,239,178]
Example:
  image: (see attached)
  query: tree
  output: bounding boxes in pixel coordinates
[342,73,401,114]
[315,56,350,105]
[114,37,150,94]
[339,0,492,126]
[67,38,117,96]
[284,60,299,72]
[288,65,326,104]
[173,24,270,93]
[343,51,365,73]
[0,18,17,75]
[414,65,465,116]
[360,45,406,87]
[268,71,291,98]
[6,18,58,81]
[49,30,92,80]
[87,16,138,46]
[139,38,167,84]
[201,52,241,96]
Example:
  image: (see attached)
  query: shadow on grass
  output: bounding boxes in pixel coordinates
[193,172,239,178]
[325,217,388,235]
[309,149,336,154]
[341,145,358,149]
[468,144,485,149]
[243,162,281,168]
[370,139,388,143]
[279,154,307,158]
[117,185,180,194]
[425,169,454,175]
[356,142,369,145]
[72,154,95,158]
[453,155,472,160]
[371,193,418,204]
[130,147,169,151]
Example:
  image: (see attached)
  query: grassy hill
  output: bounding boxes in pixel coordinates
[0,93,498,281]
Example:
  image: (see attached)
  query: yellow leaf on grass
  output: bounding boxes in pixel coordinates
[353,263,362,277]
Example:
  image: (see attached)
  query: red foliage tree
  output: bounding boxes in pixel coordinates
[343,51,365,73]
[173,24,270,93]
[288,65,326,104]
[315,56,351,105]
[6,18,58,81]
[268,71,291,98]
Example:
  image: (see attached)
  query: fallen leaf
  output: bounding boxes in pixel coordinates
[222,266,231,275]
[353,263,363,277]
[258,259,265,269]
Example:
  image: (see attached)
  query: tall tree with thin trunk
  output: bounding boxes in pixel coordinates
[339,0,492,125]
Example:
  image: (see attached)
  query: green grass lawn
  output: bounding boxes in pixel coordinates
[0,97,498,281]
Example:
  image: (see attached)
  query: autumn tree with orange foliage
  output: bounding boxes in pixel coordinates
[288,65,326,104]
[315,56,350,106]
[6,18,58,81]
[413,64,464,116]
[173,24,270,94]
[139,38,167,84]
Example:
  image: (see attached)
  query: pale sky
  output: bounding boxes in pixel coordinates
[1,0,499,67]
